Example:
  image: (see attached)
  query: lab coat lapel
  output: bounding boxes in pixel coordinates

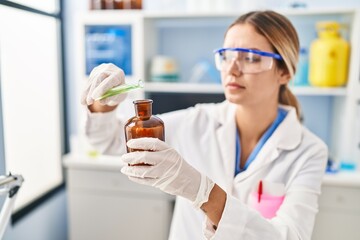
[234,143,280,182]
[234,106,302,182]
[214,102,237,191]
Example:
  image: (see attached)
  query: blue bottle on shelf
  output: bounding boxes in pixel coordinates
[293,47,309,86]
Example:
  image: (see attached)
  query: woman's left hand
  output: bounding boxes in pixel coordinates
[120,137,215,208]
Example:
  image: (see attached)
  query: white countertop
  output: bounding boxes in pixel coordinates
[63,154,360,187]
[63,154,124,171]
[322,171,360,187]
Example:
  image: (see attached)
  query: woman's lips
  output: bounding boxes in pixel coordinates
[226,82,245,90]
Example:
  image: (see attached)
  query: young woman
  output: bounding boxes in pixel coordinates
[81,11,327,240]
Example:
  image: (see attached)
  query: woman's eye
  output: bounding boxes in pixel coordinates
[245,56,261,63]
[220,53,228,61]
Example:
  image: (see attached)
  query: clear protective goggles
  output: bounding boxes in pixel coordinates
[214,48,283,74]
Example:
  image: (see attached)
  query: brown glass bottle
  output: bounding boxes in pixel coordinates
[124,99,165,153]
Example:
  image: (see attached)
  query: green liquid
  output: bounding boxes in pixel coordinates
[96,80,143,101]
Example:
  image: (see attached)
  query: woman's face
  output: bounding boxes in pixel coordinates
[221,23,289,107]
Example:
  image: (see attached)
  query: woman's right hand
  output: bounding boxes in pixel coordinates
[81,63,127,112]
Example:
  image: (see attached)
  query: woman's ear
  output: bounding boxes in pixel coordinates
[277,68,291,85]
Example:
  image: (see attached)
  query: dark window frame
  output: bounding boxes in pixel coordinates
[0,0,68,225]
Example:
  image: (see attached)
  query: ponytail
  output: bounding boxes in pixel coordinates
[279,85,302,121]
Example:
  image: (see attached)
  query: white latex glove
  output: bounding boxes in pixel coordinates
[81,63,127,106]
[120,138,215,209]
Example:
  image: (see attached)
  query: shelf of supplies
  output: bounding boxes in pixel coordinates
[144,82,224,94]
[86,8,356,20]
[144,82,347,96]
[140,8,357,28]
[141,8,356,19]
[290,86,347,96]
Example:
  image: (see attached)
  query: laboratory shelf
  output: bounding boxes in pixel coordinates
[289,86,347,96]
[87,8,356,19]
[85,9,357,29]
[144,82,224,94]
[145,82,347,96]
[79,7,360,172]
[142,8,356,19]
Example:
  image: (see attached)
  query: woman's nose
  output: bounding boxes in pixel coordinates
[227,59,242,76]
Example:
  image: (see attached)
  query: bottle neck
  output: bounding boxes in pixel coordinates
[134,100,153,119]
[319,30,339,38]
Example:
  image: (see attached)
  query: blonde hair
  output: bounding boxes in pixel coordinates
[227,11,302,120]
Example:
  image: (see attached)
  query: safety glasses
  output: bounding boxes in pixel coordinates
[214,48,283,74]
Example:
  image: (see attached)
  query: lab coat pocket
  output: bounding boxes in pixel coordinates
[250,192,285,219]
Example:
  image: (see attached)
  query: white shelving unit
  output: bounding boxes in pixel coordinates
[141,9,360,163]
[144,82,348,96]
[77,7,360,168]
[72,8,360,240]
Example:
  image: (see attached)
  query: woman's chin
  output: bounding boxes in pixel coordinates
[225,88,245,103]
[225,93,246,105]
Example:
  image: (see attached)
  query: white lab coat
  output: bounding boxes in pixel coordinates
[84,100,328,240]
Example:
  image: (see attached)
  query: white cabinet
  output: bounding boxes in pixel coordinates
[313,173,360,240]
[64,155,360,239]
[64,155,174,240]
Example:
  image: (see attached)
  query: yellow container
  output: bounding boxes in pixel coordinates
[309,21,350,87]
